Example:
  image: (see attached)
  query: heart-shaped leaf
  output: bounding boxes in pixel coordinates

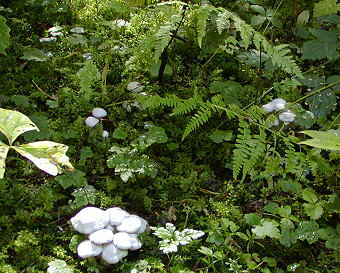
[0,108,39,145]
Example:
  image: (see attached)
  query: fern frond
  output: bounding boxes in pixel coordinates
[194,5,215,48]
[232,125,266,181]
[137,94,181,109]
[171,93,203,116]
[153,14,181,61]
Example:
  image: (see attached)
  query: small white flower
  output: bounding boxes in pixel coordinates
[279,110,296,123]
[113,19,130,27]
[71,27,85,34]
[102,130,109,138]
[92,107,107,118]
[85,116,99,127]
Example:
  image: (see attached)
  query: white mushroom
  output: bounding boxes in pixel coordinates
[101,243,128,264]
[70,207,110,234]
[92,107,107,118]
[279,110,296,123]
[89,229,114,245]
[117,215,145,234]
[113,232,142,250]
[271,98,287,111]
[85,116,99,128]
[77,240,103,258]
[262,103,275,113]
[71,27,85,34]
[106,207,130,226]
[137,218,148,234]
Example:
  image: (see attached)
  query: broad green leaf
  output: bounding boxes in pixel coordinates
[306,89,336,122]
[0,15,10,55]
[303,203,323,220]
[47,259,73,273]
[302,40,338,60]
[252,219,280,239]
[21,47,49,62]
[55,170,87,189]
[244,213,261,225]
[0,108,39,145]
[0,141,9,179]
[250,5,266,15]
[251,15,266,26]
[112,127,128,139]
[302,188,318,203]
[313,0,340,17]
[299,130,340,151]
[13,141,73,176]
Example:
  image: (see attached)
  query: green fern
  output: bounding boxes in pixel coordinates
[194,5,215,48]
[232,123,267,181]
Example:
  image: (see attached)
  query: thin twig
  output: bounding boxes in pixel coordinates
[32,80,57,100]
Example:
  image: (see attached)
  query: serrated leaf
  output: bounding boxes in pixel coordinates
[252,219,280,239]
[303,203,323,220]
[0,141,10,178]
[21,47,49,62]
[70,185,96,209]
[313,0,340,17]
[295,221,319,244]
[0,16,10,55]
[112,127,128,139]
[77,61,100,96]
[299,130,340,151]
[13,141,74,176]
[302,188,318,203]
[0,108,39,145]
[47,259,73,273]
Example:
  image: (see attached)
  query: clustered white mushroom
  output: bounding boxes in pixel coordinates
[85,107,110,138]
[262,98,296,124]
[71,206,147,264]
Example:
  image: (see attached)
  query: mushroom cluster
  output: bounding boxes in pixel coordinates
[71,206,147,264]
[85,107,110,138]
[262,98,296,124]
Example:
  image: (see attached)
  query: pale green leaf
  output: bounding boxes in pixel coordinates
[304,203,323,220]
[47,259,73,273]
[299,130,340,151]
[295,221,319,244]
[297,10,310,25]
[0,15,10,55]
[250,5,266,15]
[55,169,87,189]
[252,219,280,239]
[0,108,39,145]
[302,188,318,203]
[251,15,266,26]
[0,141,10,179]
[313,0,340,17]
[21,47,49,62]
[13,141,73,176]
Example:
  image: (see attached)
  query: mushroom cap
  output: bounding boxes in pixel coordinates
[70,27,85,34]
[116,215,145,234]
[89,229,114,245]
[85,116,99,128]
[92,107,107,118]
[113,232,141,250]
[279,110,296,123]
[101,243,128,264]
[271,98,287,111]
[106,207,130,226]
[262,103,275,113]
[77,240,103,258]
[71,207,110,234]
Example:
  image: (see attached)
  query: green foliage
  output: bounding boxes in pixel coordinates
[0,16,10,55]
[77,61,100,100]
[313,0,340,17]
[0,109,73,178]
[47,259,74,273]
